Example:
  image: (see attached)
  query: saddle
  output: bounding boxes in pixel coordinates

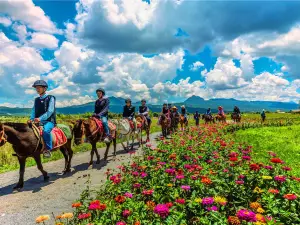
[128,119,142,129]
[33,124,68,152]
[92,117,116,138]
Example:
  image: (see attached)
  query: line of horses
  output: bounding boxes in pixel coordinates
[0,115,151,190]
[202,113,242,124]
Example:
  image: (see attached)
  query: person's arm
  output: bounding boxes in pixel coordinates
[39,97,55,121]
[130,107,135,117]
[97,98,109,117]
[30,100,35,121]
[142,107,149,116]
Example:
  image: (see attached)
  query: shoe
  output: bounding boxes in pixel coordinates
[43,150,51,158]
[134,130,139,134]
[104,137,111,143]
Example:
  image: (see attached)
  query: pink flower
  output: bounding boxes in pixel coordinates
[237,209,257,222]
[274,175,286,183]
[235,180,244,185]
[133,183,141,188]
[242,156,251,161]
[116,222,126,225]
[132,171,139,176]
[122,209,131,218]
[124,192,133,198]
[282,166,291,171]
[140,172,148,178]
[181,185,191,191]
[142,189,154,196]
[202,197,214,205]
[207,206,218,211]
[176,175,185,179]
[154,204,170,218]
[165,168,176,175]
[264,165,273,170]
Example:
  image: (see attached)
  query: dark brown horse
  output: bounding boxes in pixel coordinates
[202,114,215,124]
[170,113,179,133]
[215,114,226,123]
[72,119,85,146]
[231,113,241,122]
[76,117,117,165]
[136,115,151,143]
[0,122,73,189]
[160,114,170,137]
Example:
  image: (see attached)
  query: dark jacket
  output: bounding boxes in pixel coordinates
[94,97,109,117]
[34,95,56,124]
[181,108,186,115]
[139,106,149,117]
[194,113,200,120]
[123,105,135,118]
[234,107,240,114]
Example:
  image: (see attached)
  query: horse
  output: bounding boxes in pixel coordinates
[80,117,117,165]
[179,114,188,131]
[170,114,179,133]
[215,114,226,123]
[261,115,266,123]
[72,119,85,146]
[231,113,241,123]
[110,118,142,151]
[136,115,151,143]
[202,114,215,124]
[0,122,73,189]
[160,114,170,137]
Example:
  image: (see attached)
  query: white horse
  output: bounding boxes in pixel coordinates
[111,119,142,151]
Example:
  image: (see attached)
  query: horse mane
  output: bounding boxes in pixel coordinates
[3,122,31,132]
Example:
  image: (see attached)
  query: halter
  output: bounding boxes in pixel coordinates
[0,129,7,145]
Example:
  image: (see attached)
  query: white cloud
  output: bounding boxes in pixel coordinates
[190,61,204,71]
[29,32,59,49]
[0,16,12,27]
[12,23,28,43]
[56,95,94,107]
[0,0,59,34]
[17,75,40,88]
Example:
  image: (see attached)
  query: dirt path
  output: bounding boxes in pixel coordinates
[0,132,160,225]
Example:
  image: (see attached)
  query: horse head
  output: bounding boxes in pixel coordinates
[0,123,7,147]
[72,119,85,145]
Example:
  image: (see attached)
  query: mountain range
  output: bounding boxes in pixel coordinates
[0,96,298,116]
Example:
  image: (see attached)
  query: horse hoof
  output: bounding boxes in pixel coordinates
[96,159,101,164]
[88,162,93,167]
[13,184,23,190]
[44,176,50,181]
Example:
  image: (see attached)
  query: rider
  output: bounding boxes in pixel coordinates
[206,108,212,118]
[171,106,179,118]
[181,105,188,122]
[261,109,266,119]
[28,80,56,158]
[233,106,241,116]
[123,98,137,133]
[194,111,200,126]
[92,88,111,143]
[218,106,225,116]
[159,103,170,124]
[138,99,151,126]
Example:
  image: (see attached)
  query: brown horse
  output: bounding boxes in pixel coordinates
[160,114,170,137]
[215,114,226,123]
[231,113,241,122]
[202,114,215,124]
[136,115,151,143]
[170,113,179,133]
[179,114,188,131]
[72,119,85,145]
[0,122,73,189]
[79,117,117,165]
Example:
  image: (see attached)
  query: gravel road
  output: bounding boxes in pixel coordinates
[0,132,160,225]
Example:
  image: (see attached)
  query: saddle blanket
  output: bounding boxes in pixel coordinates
[128,120,142,129]
[93,118,117,138]
[39,126,67,150]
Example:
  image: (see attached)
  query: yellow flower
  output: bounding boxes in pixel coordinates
[253,222,266,225]
[250,202,261,210]
[56,223,64,225]
[167,183,173,187]
[253,187,264,194]
[36,215,50,223]
[214,196,227,205]
[257,207,265,213]
[194,198,202,203]
[262,176,272,180]
[61,213,73,219]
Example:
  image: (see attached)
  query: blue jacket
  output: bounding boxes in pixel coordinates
[30,94,55,125]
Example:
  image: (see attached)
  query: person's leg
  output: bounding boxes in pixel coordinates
[101,116,110,136]
[43,122,54,157]
[133,118,137,132]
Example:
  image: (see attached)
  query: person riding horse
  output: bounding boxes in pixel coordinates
[181,105,188,122]
[92,88,111,143]
[194,111,200,126]
[206,108,212,119]
[218,106,225,117]
[171,106,180,119]
[159,103,170,124]
[27,80,56,158]
[123,98,138,134]
[138,99,151,126]
[233,106,241,116]
[261,109,266,121]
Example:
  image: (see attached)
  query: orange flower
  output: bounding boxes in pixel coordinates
[256,214,266,222]
[56,215,62,220]
[250,202,261,210]
[146,201,156,210]
[284,193,297,200]
[36,215,50,223]
[228,216,241,225]
[115,195,126,203]
[61,213,73,219]
[134,221,141,225]
[169,153,177,160]
[201,177,212,185]
[72,202,82,208]
[268,189,279,194]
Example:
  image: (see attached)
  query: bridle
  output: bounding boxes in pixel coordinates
[0,129,7,146]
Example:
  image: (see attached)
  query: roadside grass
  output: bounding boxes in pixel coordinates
[231,125,300,176]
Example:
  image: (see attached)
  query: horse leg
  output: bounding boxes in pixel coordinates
[146,128,150,142]
[66,141,73,172]
[14,157,26,189]
[104,142,110,161]
[33,153,49,180]
[113,137,117,156]
[94,142,101,164]
[59,147,69,173]
[89,142,96,166]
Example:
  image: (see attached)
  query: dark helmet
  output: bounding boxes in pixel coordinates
[163,103,167,106]
[32,80,48,88]
[96,88,105,95]
[141,99,146,103]
[125,98,131,103]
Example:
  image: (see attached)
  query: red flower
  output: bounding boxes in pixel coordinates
[229,157,238,162]
[270,158,283,164]
[78,213,91,220]
[268,189,279,194]
[284,194,297,200]
[250,164,260,171]
[166,202,173,208]
[175,199,185,204]
[115,195,126,203]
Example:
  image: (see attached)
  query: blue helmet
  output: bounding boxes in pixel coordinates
[96,88,105,95]
[125,98,131,103]
[32,80,48,88]
[141,99,146,103]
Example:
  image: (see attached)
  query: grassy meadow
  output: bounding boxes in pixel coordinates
[0,112,299,174]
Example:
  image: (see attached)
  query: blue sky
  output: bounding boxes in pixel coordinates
[1,0,300,107]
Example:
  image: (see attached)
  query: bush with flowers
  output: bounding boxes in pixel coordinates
[49,124,299,225]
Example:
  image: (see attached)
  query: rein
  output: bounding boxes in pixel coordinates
[32,123,43,153]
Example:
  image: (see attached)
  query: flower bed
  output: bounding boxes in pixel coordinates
[50,124,299,225]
